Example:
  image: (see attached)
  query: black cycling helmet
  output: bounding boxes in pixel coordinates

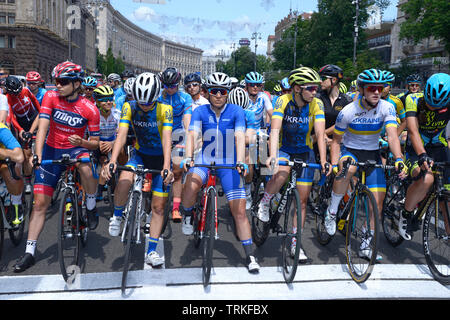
[406,73,422,84]
[160,67,181,86]
[319,64,344,80]
[5,76,22,94]
[121,70,135,79]
[184,72,202,85]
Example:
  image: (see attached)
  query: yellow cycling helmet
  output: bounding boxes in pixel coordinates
[273,84,282,93]
[288,67,321,86]
[93,85,114,100]
[339,82,347,94]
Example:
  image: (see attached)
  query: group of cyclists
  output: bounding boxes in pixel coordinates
[0,59,448,278]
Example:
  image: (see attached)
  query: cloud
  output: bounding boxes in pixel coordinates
[133,6,155,21]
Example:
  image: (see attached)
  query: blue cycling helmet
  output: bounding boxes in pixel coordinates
[357,68,385,86]
[82,76,98,88]
[280,77,291,90]
[382,70,395,84]
[245,71,264,84]
[424,73,450,109]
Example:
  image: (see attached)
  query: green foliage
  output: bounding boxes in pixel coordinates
[399,0,450,53]
[96,47,125,76]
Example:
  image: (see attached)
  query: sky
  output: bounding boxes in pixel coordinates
[109,0,398,57]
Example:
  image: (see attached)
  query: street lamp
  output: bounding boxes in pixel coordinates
[251,32,261,72]
[352,0,359,68]
[230,42,236,77]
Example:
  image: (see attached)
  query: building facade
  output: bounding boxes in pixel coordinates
[84,0,202,76]
[0,0,97,82]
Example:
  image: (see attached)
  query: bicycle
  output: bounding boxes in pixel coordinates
[251,158,322,283]
[323,158,398,283]
[109,164,168,294]
[187,162,245,287]
[36,154,90,282]
[0,158,28,260]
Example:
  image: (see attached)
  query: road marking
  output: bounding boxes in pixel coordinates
[0,264,448,299]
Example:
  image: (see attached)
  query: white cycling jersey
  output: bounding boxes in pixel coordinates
[99,108,121,142]
[334,97,397,150]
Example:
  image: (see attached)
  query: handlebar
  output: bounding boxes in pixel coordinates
[3,158,21,180]
[336,158,399,181]
[33,154,91,168]
[110,163,169,192]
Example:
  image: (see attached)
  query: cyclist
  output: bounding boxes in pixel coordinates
[257,67,331,261]
[348,80,358,100]
[26,71,47,105]
[316,64,352,149]
[13,61,100,273]
[243,72,273,208]
[92,85,121,201]
[180,72,260,273]
[324,68,407,259]
[380,70,407,136]
[82,76,98,104]
[107,73,125,105]
[115,77,135,113]
[397,73,422,106]
[184,73,208,111]
[103,72,173,267]
[158,67,193,223]
[272,77,291,108]
[0,122,25,233]
[0,89,7,124]
[5,75,40,182]
[121,70,135,83]
[400,72,450,240]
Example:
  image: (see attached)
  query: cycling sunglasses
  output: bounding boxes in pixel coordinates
[97,96,114,102]
[164,84,178,89]
[365,85,385,93]
[208,88,229,96]
[185,82,200,89]
[55,78,72,86]
[247,83,262,88]
[300,85,319,92]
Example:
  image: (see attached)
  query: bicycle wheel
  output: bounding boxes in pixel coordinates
[382,180,405,247]
[251,180,270,247]
[160,189,172,237]
[280,188,301,283]
[7,192,27,246]
[202,188,216,287]
[122,191,139,294]
[314,176,333,246]
[51,177,63,207]
[58,188,81,282]
[423,196,450,285]
[345,186,379,283]
[0,201,4,260]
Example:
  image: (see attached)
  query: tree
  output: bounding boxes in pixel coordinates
[96,46,125,76]
[399,0,450,54]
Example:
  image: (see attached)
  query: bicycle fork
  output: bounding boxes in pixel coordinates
[199,187,219,240]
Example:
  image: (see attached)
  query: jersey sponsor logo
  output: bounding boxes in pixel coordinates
[283,115,310,124]
[352,117,381,124]
[133,120,159,128]
[52,109,85,127]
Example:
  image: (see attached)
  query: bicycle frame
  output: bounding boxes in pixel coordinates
[197,172,218,241]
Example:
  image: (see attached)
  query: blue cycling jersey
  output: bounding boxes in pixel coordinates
[158,90,193,131]
[247,92,272,130]
[189,103,246,165]
[32,87,47,105]
[0,123,21,150]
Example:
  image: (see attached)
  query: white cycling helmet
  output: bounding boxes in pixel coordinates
[133,72,161,105]
[107,73,121,83]
[205,72,232,89]
[227,87,250,109]
[124,77,136,96]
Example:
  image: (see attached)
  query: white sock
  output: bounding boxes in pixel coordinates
[86,193,96,211]
[329,191,344,214]
[25,240,37,256]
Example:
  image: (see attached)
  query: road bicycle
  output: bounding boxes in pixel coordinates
[316,158,398,283]
[187,162,245,287]
[0,158,28,260]
[37,154,90,282]
[110,164,168,294]
[251,158,322,283]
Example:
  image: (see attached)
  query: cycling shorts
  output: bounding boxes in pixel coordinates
[125,151,169,198]
[405,145,450,183]
[340,146,386,193]
[34,144,90,197]
[189,166,245,202]
[278,150,316,187]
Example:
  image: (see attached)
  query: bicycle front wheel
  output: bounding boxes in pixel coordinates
[122,191,139,294]
[280,188,301,283]
[0,201,4,260]
[382,181,405,247]
[345,187,379,283]
[58,188,81,282]
[423,196,450,285]
[202,188,216,287]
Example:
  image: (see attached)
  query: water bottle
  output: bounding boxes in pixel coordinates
[271,193,282,211]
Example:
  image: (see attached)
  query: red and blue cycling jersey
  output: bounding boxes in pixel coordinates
[39,90,100,149]
[7,87,41,133]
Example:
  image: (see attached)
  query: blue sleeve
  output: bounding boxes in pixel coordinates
[234,105,246,132]
[189,107,202,132]
[116,95,125,112]
[244,109,256,130]
[183,93,193,115]
[0,126,21,150]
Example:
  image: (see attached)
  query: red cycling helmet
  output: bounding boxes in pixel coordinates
[26,71,43,83]
[52,61,84,80]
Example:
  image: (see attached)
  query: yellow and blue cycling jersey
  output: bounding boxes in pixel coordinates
[334,97,397,151]
[272,94,325,154]
[384,94,405,121]
[119,100,173,156]
[0,123,21,150]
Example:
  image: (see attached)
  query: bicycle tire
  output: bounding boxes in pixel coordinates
[106,173,116,218]
[160,189,172,237]
[7,193,26,246]
[0,201,4,260]
[202,188,216,287]
[345,186,379,283]
[122,191,139,294]
[281,188,301,283]
[423,196,450,285]
[58,188,81,282]
[381,180,405,247]
[193,191,204,249]
[251,181,270,247]
[314,176,333,246]
[51,177,63,207]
